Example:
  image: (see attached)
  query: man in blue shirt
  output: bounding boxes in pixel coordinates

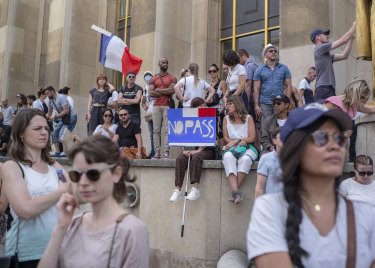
[253,44,292,129]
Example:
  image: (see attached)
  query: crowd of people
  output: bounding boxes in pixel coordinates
[0,20,374,267]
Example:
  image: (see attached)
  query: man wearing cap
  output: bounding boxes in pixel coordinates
[253,44,292,129]
[311,22,356,103]
[148,57,177,159]
[261,94,289,152]
[118,71,143,127]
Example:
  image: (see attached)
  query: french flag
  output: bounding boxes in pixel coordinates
[99,34,142,75]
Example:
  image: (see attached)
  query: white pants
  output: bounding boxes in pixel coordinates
[222,149,256,177]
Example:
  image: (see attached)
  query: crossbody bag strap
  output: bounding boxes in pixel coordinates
[51,99,61,114]
[107,213,128,268]
[345,198,356,268]
[14,161,24,257]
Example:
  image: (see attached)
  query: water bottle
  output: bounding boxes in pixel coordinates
[56,168,66,182]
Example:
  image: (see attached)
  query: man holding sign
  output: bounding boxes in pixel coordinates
[169,98,216,202]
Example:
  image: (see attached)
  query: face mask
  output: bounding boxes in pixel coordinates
[145,76,152,82]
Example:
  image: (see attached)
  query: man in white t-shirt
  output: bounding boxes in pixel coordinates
[1,98,14,129]
[298,67,316,105]
[261,94,289,152]
[255,128,283,198]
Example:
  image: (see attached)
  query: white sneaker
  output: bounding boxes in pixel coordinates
[169,189,182,202]
[187,187,200,201]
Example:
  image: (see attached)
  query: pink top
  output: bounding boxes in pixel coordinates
[325,96,358,119]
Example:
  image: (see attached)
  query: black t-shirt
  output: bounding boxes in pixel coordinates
[115,121,141,148]
[0,134,9,155]
[118,84,143,114]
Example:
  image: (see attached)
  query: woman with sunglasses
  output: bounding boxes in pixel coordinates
[339,155,375,206]
[2,109,70,267]
[92,108,118,139]
[174,63,215,108]
[38,135,149,268]
[222,95,257,204]
[247,103,375,267]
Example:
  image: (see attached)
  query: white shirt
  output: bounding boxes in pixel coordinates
[226,64,246,91]
[247,193,375,267]
[179,76,210,108]
[298,78,313,105]
[93,124,118,139]
[339,178,375,206]
[277,118,287,127]
[107,91,118,119]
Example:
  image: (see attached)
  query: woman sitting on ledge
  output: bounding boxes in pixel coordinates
[169,97,215,202]
[222,95,257,204]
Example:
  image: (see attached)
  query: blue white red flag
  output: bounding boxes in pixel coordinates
[99,34,142,75]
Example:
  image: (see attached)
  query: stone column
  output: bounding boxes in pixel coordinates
[355,113,375,161]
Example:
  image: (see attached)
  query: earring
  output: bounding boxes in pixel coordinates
[20,137,24,142]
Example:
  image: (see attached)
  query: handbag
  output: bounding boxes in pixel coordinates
[345,198,356,268]
[223,144,247,159]
[52,99,71,125]
[206,80,221,107]
[0,162,24,268]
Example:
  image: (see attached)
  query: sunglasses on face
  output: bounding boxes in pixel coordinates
[208,70,217,74]
[310,130,348,147]
[128,76,135,79]
[268,49,277,53]
[104,114,112,118]
[119,113,128,117]
[68,164,117,183]
[273,101,282,106]
[355,169,374,176]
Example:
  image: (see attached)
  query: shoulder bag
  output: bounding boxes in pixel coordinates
[52,99,71,125]
[206,80,221,107]
[0,161,24,268]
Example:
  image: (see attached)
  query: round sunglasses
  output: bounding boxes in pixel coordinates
[310,130,348,147]
[68,164,117,183]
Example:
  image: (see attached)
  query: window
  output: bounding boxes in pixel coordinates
[115,0,132,89]
[219,0,279,73]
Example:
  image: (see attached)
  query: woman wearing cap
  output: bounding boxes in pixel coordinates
[247,103,375,267]
[142,71,155,158]
[38,135,149,268]
[222,95,257,204]
[87,74,115,135]
[174,63,215,108]
[339,155,375,206]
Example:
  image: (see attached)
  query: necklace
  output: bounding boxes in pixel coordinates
[314,204,321,212]
[300,194,322,212]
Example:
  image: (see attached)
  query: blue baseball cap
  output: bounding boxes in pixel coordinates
[310,29,330,42]
[280,103,352,143]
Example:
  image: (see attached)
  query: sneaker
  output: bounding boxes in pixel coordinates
[59,152,67,157]
[187,187,200,200]
[151,154,160,159]
[163,152,169,159]
[233,191,243,204]
[51,152,60,157]
[169,189,182,202]
[228,192,235,203]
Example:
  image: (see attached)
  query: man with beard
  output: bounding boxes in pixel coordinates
[113,107,144,159]
[148,57,177,159]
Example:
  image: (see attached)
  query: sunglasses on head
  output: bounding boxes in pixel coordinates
[68,164,117,183]
[208,70,217,73]
[355,169,374,176]
[119,113,128,117]
[310,130,347,147]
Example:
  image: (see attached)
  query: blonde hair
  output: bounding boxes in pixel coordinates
[188,63,199,87]
[343,78,371,108]
[227,95,248,123]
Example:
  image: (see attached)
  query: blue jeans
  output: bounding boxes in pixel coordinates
[130,113,140,127]
[147,120,155,155]
[53,115,77,142]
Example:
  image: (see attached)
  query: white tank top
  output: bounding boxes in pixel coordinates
[226,115,249,140]
[6,163,58,262]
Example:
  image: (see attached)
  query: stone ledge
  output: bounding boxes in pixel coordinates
[0,157,354,172]
[355,113,375,125]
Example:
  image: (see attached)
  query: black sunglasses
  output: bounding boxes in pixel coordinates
[310,130,347,147]
[273,101,282,106]
[104,114,112,118]
[208,70,217,73]
[268,49,277,53]
[68,164,117,183]
[119,113,128,117]
[355,169,374,176]
[128,76,135,79]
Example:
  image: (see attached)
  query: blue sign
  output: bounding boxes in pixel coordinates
[168,108,216,146]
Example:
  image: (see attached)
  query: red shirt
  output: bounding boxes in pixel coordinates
[150,73,177,106]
